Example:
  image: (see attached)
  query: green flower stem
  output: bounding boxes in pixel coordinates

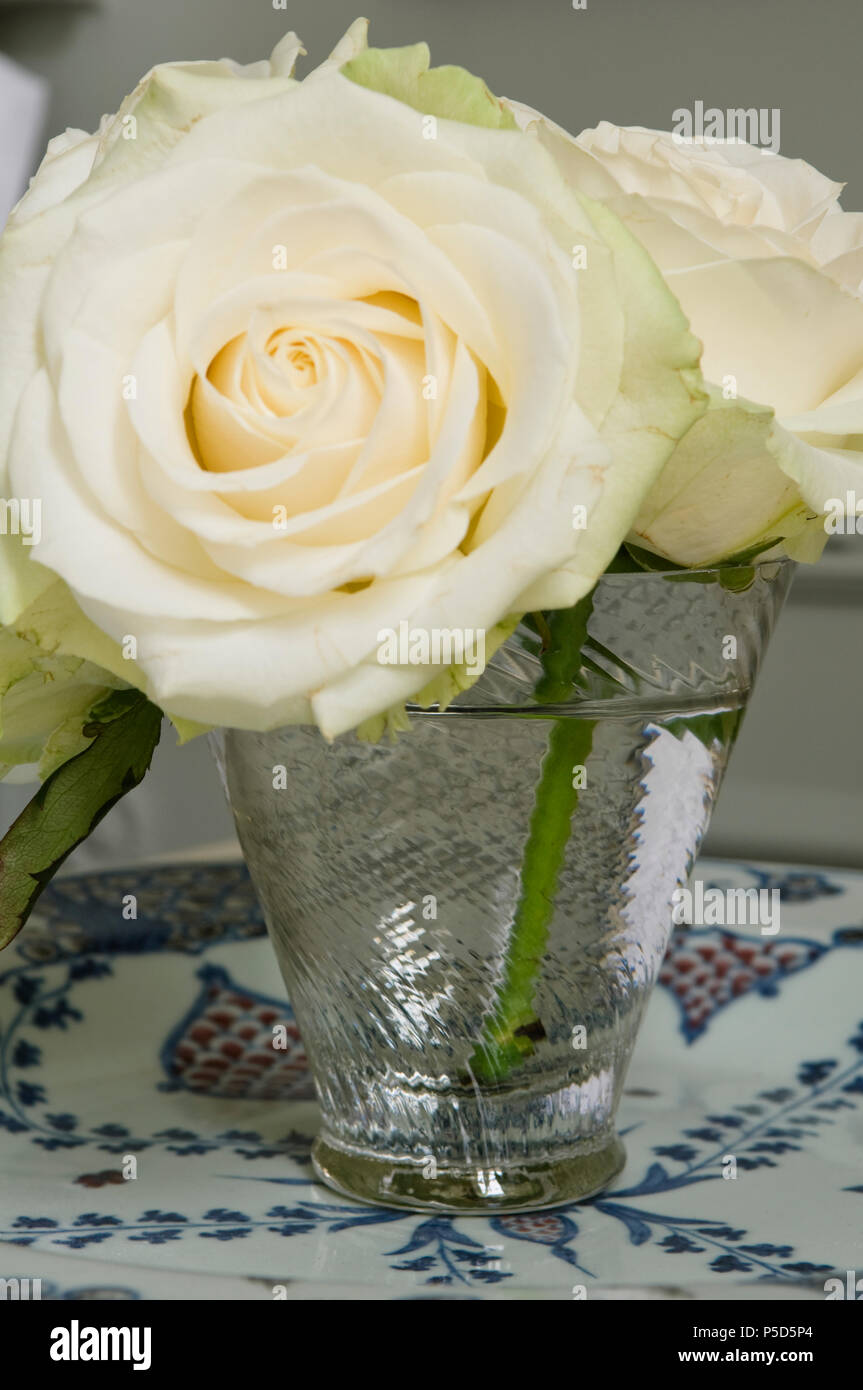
[467,714,596,1083]
[466,592,597,1085]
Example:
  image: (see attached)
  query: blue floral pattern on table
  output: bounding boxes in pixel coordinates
[0,858,861,1298]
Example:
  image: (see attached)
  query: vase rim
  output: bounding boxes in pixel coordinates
[600,555,794,580]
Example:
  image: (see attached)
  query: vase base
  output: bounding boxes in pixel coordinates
[311,1133,626,1215]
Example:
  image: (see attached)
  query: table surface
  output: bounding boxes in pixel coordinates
[1,857,861,1301]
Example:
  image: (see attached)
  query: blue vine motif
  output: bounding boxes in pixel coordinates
[225,1022,863,1285]
[0,950,313,1161]
[568,1023,863,1281]
[1,1028,858,1283]
[0,862,858,1290]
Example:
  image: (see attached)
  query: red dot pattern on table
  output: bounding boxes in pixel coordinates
[169,983,313,1100]
[659,930,822,1040]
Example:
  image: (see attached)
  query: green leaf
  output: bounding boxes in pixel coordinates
[603,546,646,575]
[665,708,744,751]
[718,537,782,566]
[718,566,756,594]
[623,541,767,592]
[0,690,162,950]
[623,542,690,573]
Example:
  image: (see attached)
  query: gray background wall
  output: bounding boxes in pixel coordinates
[1,0,861,869]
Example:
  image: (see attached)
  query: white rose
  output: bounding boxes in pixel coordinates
[0,25,704,738]
[509,111,863,563]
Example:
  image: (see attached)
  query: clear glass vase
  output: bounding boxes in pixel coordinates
[214,561,793,1214]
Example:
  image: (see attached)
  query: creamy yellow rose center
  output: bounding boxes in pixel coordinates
[183,286,502,545]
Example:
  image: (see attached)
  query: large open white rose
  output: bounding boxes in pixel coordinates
[507,111,863,564]
[0,25,704,738]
